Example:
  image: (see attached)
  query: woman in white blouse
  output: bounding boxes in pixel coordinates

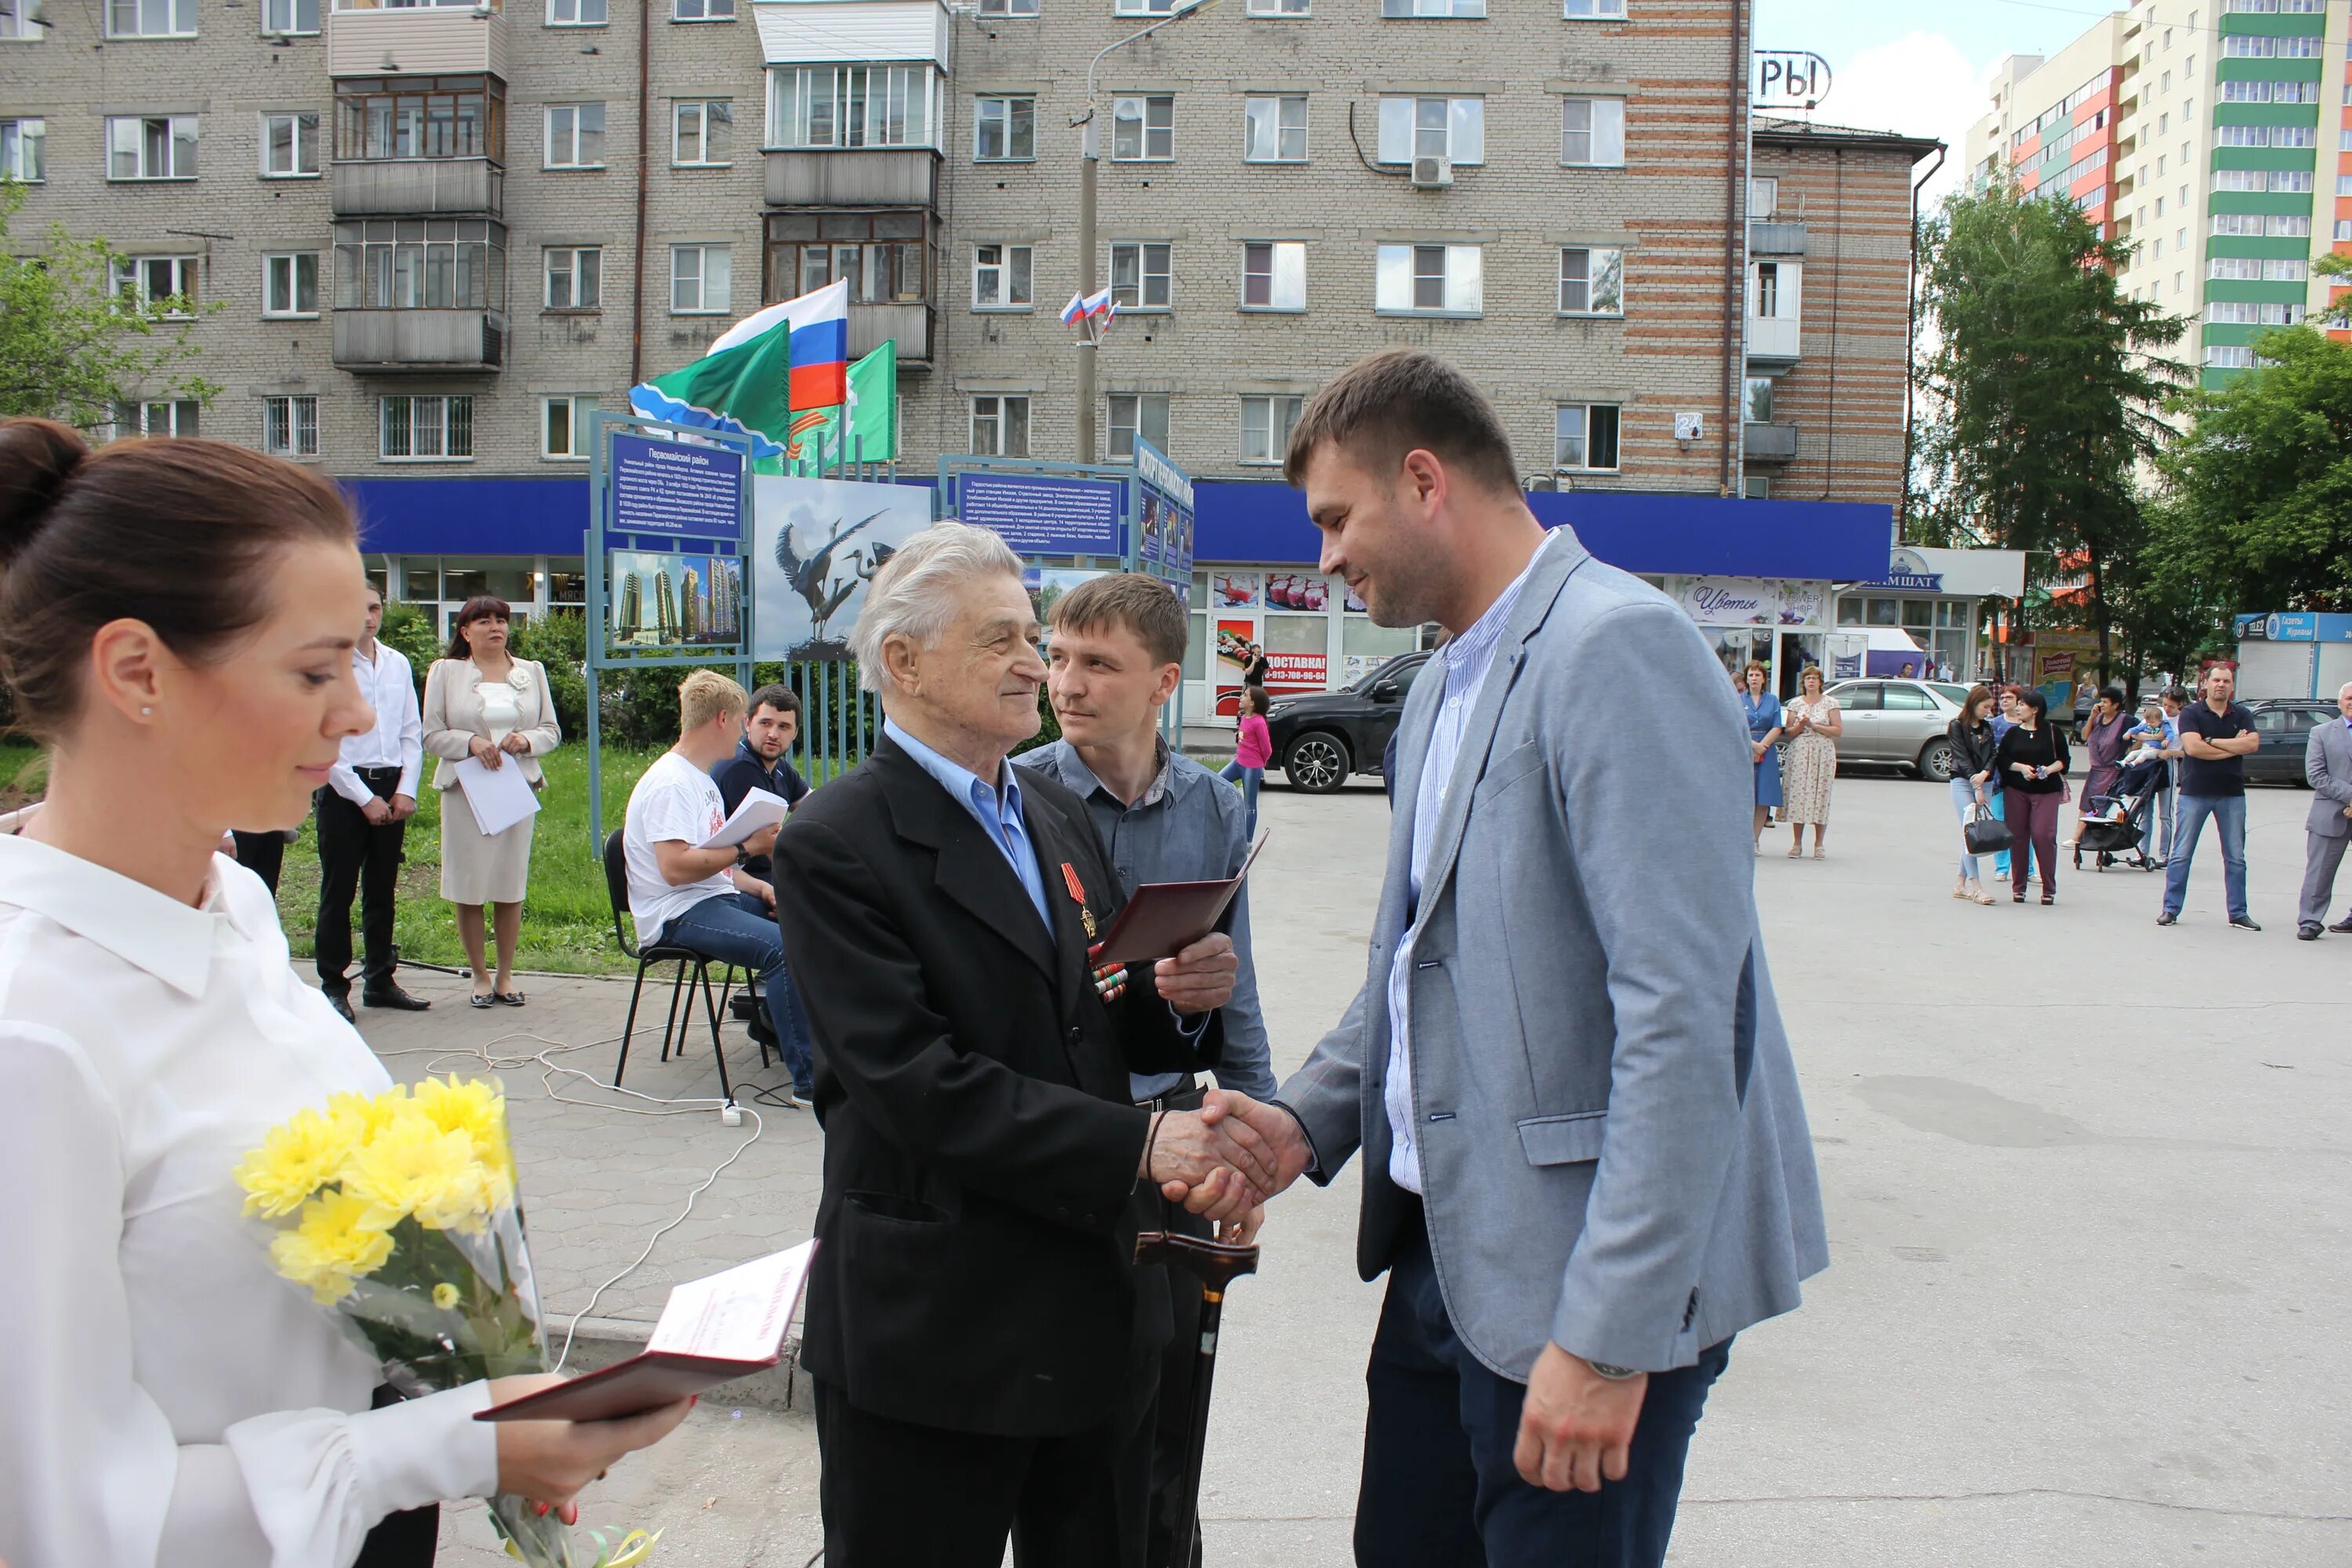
[0,420,688,1568]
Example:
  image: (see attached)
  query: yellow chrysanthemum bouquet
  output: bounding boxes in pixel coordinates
[236,1076,648,1568]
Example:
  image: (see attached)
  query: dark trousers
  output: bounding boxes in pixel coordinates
[1356,1218,1730,1568]
[230,830,287,895]
[2006,789,2063,896]
[1141,1085,1210,1568]
[812,1375,1153,1568]
[316,769,409,996]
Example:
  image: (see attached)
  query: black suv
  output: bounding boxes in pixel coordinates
[2243,699,2338,786]
[1265,651,1433,793]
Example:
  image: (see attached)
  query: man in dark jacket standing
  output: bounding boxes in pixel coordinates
[711,683,816,1099]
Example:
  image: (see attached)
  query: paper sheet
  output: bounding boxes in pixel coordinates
[452,753,541,837]
[697,787,789,851]
[644,1240,817,1363]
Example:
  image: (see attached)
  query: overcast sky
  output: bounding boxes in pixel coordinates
[1755,0,2127,205]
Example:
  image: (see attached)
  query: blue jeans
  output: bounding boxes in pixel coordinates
[1356,1216,1729,1568]
[1221,759,1263,840]
[662,891,815,1095]
[2163,793,2248,921]
[1951,779,2005,880]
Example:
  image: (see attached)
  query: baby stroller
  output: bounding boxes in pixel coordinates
[2074,763,2163,873]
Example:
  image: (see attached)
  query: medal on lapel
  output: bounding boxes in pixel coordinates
[1062,861,1098,938]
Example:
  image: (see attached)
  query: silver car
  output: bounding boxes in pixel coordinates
[1820,680,1967,781]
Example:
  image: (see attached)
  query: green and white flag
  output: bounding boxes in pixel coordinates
[779,341,898,476]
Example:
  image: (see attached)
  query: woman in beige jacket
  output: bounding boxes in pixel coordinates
[422,596,561,1006]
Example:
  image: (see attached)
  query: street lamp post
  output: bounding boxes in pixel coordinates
[1073,0,1218,464]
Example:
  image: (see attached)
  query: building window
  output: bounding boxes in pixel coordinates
[111,255,198,316]
[767,211,928,305]
[670,244,731,314]
[971,394,1030,457]
[334,220,506,310]
[1559,96,1624,165]
[2210,213,2263,236]
[1750,175,1777,217]
[545,245,601,309]
[0,0,46,38]
[2264,214,2311,238]
[673,0,732,18]
[2206,300,2304,325]
[117,400,199,437]
[978,0,1037,13]
[1241,241,1305,310]
[769,64,935,151]
[263,0,318,33]
[381,395,474,460]
[1243,95,1307,162]
[1744,376,1773,422]
[1555,404,1621,471]
[334,77,505,162]
[2338,219,2352,242]
[1375,96,1483,165]
[107,115,198,180]
[106,0,193,37]
[973,243,1033,310]
[263,252,320,317]
[543,395,593,460]
[1109,241,1172,310]
[1112,95,1174,161]
[975,95,1035,162]
[1557,246,1623,315]
[260,111,321,176]
[1375,242,1481,314]
[547,0,604,23]
[1381,0,1483,14]
[1751,259,1799,318]
[2203,345,2255,369]
[545,103,605,168]
[673,100,731,165]
[263,395,318,458]
[1114,0,1176,13]
[1107,393,1169,460]
[1564,0,1625,14]
[1239,394,1301,465]
[0,118,44,181]
[1246,0,1308,13]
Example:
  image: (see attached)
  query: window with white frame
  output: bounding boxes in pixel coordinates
[973,243,1033,309]
[111,255,198,315]
[1246,0,1308,13]
[263,395,318,457]
[1107,394,1169,460]
[1112,96,1174,160]
[545,103,605,167]
[971,394,1030,457]
[673,0,732,18]
[671,244,731,313]
[1239,394,1301,466]
[543,396,593,459]
[263,252,319,317]
[335,220,506,309]
[1750,259,1799,318]
[1243,96,1306,162]
[1374,242,1481,314]
[1555,403,1621,471]
[1110,241,1172,309]
[263,0,318,33]
[978,0,1037,13]
[2338,219,2352,241]
[545,245,601,309]
[1750,175,1777,217]
[106,0,192,37]
[261,111,321,176]
[1744,376,1773,422]
[0,118,43,181]
[0,0,45,38]
[547,0,604,23]
[1114,0,1175,14]
[2270,125,2315,147]
[107,115,198,180]
[673,100,731,165]
[1558,246,1623,314]
[1560,96,1624,166]
[2337,173,2352,195]
[2205,299,2303,325]
[1241,241,1305,309]
[1381,0,1483,15]
[2264,213,2310,237]
[2203,344,2255,368]
[2209,256,2261,280]
[975,95,1034,162]
[1375,96,1483,165]
[116,400,199,437]
[768,64,935,150]
[1564,0,1625,16]
[381,394,474,460]
[2210,212,2263,235]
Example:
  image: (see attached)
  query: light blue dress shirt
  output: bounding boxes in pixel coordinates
[885,717,1049,927]
[1385,530,1557,1195]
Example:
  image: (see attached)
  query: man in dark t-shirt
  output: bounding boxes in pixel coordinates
[2161,665,2260,929]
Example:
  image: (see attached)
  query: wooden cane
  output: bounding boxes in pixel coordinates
[1134,1229,1261,1568]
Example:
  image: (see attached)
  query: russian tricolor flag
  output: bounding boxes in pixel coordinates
[706,278,849,409]
[629,279,851,459]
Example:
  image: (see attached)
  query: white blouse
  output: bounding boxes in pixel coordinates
[0,833,499,1568]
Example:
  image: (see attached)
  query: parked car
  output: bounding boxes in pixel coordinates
[1266,651,1432,793]
[1822,679,1966,781]
[2242,699,2336,786]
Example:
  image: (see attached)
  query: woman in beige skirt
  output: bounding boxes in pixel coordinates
[1780,664,1842,858]
[422,596,561,1007]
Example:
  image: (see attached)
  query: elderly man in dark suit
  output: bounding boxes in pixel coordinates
[770,521,1273,1568]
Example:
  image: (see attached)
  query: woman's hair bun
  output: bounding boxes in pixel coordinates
[0,417,92,568]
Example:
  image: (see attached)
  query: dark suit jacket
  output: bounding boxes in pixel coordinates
[771,733,1221,1437]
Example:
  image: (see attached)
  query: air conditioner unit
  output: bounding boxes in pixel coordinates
[1410,156,1453,190]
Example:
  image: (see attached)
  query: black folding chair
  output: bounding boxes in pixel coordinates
[603,828,739,1105]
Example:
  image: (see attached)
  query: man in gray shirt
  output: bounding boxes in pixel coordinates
[1015,572,1276,1568]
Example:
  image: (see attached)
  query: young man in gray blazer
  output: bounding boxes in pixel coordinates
[1176,350,1828,1568]
[2296,681,2352,939]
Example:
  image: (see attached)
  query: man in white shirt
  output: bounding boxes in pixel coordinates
[317,584,428,1020]
[622,670,794,1104]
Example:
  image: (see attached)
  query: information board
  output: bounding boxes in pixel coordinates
[1134,438,1195,584]
[956,472,1127,556]
[612,434,747,543]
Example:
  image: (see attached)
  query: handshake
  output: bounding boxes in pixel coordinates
[1137,1091,1316,1241]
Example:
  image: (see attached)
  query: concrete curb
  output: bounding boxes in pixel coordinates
[561,1314,808,1417]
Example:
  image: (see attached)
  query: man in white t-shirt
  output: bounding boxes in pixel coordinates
[623,670,800,1104]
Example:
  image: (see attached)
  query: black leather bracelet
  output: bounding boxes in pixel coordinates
[1588,1360,1642,1381]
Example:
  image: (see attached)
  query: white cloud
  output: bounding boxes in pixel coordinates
[1809,31,1996,210]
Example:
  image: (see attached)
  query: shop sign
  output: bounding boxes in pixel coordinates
[1873,548,1946,593]
[1210,572,1261,608]
[1675,576,1827,627]
[1265,651,1327,690]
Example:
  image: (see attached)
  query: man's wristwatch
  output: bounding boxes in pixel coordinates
[1586,1360,1641,1381]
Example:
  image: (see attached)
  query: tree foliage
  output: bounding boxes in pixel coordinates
[0,183,216,430]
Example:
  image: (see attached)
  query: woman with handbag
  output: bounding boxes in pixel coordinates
[1947,684,2005,905]
[422,597,562,1007]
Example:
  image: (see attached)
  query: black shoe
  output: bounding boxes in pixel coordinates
[362,982,432,1012]
[2331,916,2352,934]
[2156,911,2177,926]
[325,993,354,1022]
[2298,924,2322,941]
[2230,916,2263,932]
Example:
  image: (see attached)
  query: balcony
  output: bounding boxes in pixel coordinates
[765,147,941,210]
[1744,421,1798,462]
[1747,315,1802,366]
[332,157,502,217]
[333,309,506,373]
[851,302,932,368]
[327,2,509,79]
[1749,220,1807,257]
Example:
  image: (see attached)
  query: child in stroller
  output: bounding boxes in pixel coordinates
[2074,750,2163,871]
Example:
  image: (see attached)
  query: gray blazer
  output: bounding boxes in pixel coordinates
[421,657,562,791]
[2305,716,2352,838]
[1280,528,1828,1379]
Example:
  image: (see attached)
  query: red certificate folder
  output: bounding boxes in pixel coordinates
[1088,834,1268,967]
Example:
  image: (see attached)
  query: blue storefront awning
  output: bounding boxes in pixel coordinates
[342,476,592,558]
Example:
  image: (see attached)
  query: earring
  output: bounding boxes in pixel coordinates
[140,706,154,716]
